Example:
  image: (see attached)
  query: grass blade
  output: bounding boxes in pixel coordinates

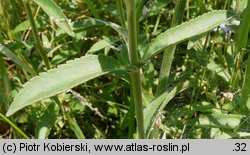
[65,113,85,139]
[86,37,120,55]
[238,0,250,114]
[0,44,36,75]
[14,20,41,33]
[0,112,29,139]
[34,0,74,36]
[0,56,11,111]
[236,0,250,50]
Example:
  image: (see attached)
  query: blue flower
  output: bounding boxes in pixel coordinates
[214,20,240,41]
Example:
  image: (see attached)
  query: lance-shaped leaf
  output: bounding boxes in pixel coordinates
[34,0,74,36]
[144,80,192,136]
[6,55,127,116]
[142,10,235,61]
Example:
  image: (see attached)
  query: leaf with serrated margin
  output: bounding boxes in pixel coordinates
[142,10,235,62]
[6,55,128,116]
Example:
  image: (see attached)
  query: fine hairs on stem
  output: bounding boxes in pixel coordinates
[157,0,187,94]
[125,0,145,138]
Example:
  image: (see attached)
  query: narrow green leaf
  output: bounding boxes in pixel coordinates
[142,10,235,61]
[0,112,29,139]
[187,114,243,129]
[0,44,36,75]
[14,20,41,33]
[94,19,127,45]
[0,56,11,111]
[14,20,29,33]
[6,55,127,116]
[73,18,104,32]
[239,0,250,113]
[56,18,125,42]
[65,113,85,139]
[87,37,120,54]
[34,0,74,36]
[236,0,250,49]
[73,18,127,44]
[241,54,250,113]
[144,80,192,136]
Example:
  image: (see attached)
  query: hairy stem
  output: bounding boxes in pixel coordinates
[125,0,145,138]
[156,0,187,95]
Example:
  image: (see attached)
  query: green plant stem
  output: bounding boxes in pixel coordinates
[0,2,37,76]
[223,0,229,10]
[186,0,189,19]
[193,34,210,103]
[0,56,11,111]
[156,0,187,94]
[152,12,162,34]
[117,0,126,28]
[130,74,144,138]
[125,0,145,138]
[23,0,50,69]
[241,55,250,113]
[128,90,135,138]
[10,0,20,27]
[0,112,30,139]
[236,0,250,50]
[238,0,250,114]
